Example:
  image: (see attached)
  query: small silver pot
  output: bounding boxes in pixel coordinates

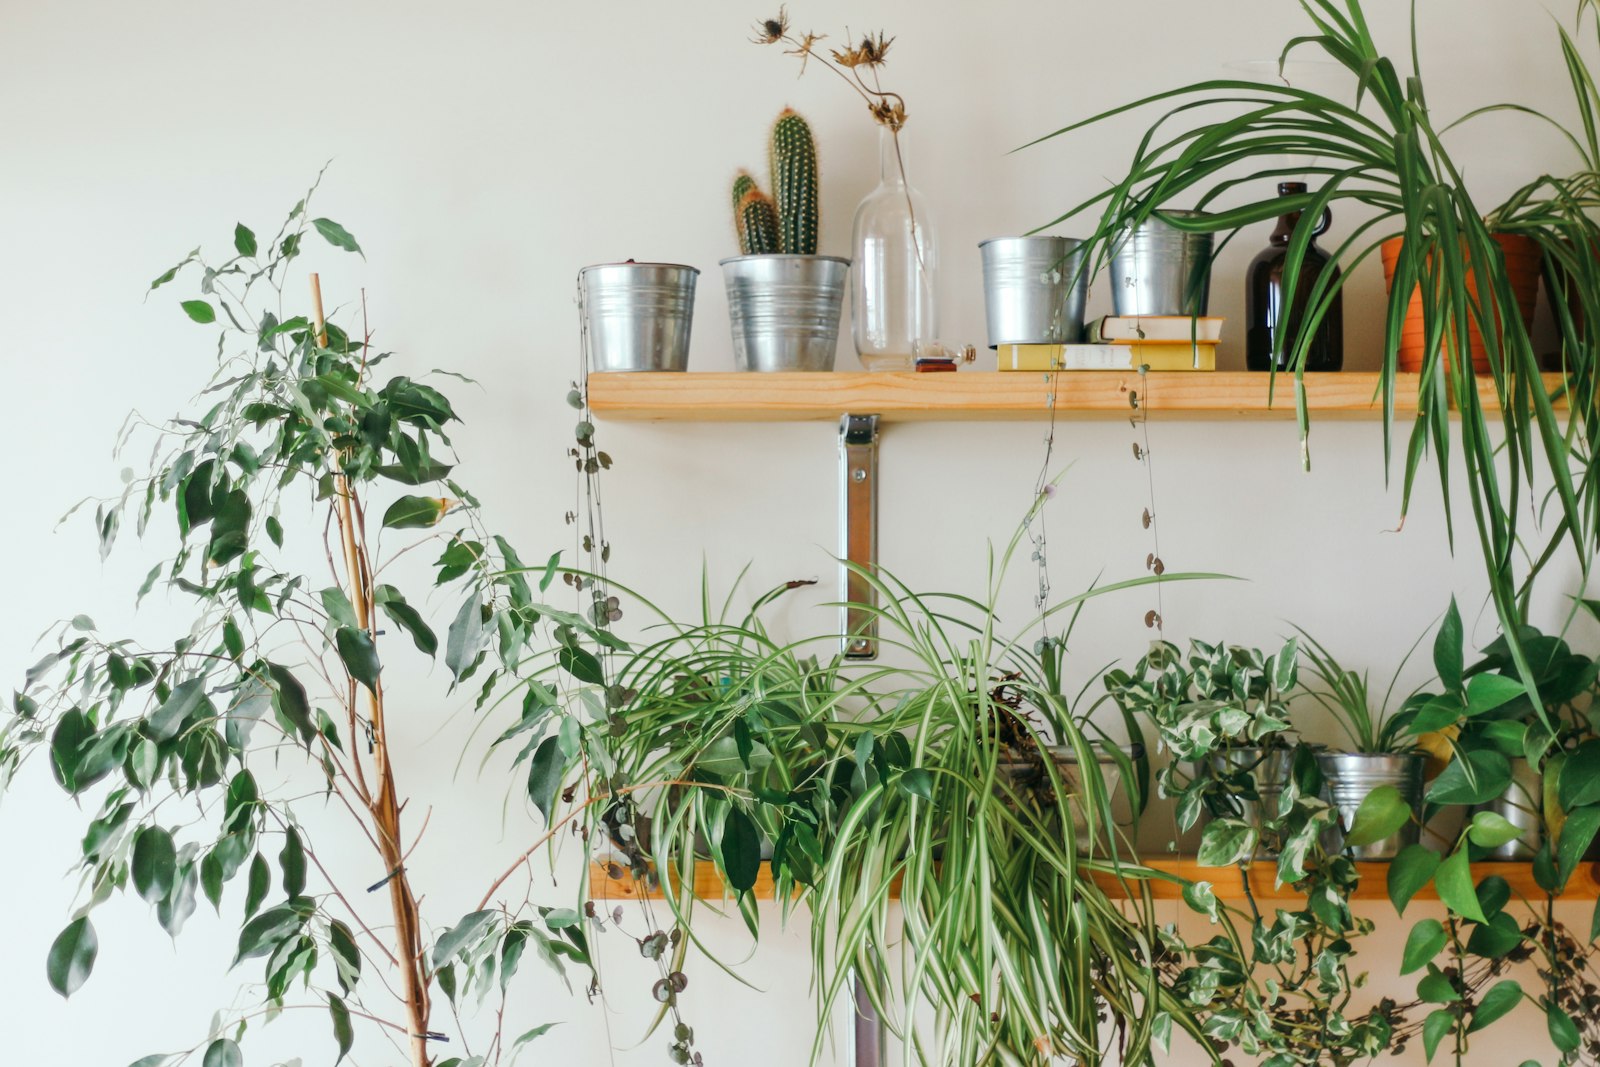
[979,236,1089,348]
[1109,210,1214,317]
[1200,746,1295,854]
[720,254,850,371]
[1317,751,1426,860]
[1000,744,1141,851]
[578,261,699,372]
[1470,757,1542,861]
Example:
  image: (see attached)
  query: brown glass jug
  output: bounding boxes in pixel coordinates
[1246,181,1343,371]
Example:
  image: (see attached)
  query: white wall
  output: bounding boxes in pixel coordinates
[1,1,1594,1064]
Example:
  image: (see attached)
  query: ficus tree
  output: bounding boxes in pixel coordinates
[0,185,625,1067]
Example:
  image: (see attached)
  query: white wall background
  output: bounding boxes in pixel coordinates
[1,1,1596,1064]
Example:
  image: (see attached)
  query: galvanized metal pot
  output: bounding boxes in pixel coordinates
[578,261,699,372]
[720,254,850,371]
[1000,743,1142,851]
[1471,757,1542,860]
[1109,210,1215,317]
[1317,751,1426,860]
[1200,746,1294,854]
[978,236,1089,347]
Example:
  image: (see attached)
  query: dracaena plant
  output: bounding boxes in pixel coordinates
[0,188,617,1067]
[1034,0,1600,745]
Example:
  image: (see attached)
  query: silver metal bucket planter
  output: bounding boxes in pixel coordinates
[720,254,849,371]
[979,236,1089,347]
[1110,210,1214,317]
[1000,743,1142,851]
[1471,757,1542,860]
[1200,746,1294,855]
[1317,751,1426,860]
[579,261,699,372]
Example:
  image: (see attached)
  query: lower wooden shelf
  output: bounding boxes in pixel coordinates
[589,857,1600,903]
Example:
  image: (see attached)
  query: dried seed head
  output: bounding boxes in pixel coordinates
[752,7,789,44]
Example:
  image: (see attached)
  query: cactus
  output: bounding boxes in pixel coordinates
[735,188,781,256]
[729,109,821,256]
[770,108,819,255]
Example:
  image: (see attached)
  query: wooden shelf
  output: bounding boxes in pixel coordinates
[587,371,1568,424]
[589,857,1600,903]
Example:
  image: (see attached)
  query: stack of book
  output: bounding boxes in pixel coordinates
[995,316,1223,371]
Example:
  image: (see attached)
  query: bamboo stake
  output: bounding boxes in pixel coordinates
[311,273,434,1067]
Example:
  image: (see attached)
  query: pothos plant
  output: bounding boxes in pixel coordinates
[0,189,621,1067]
[1106,639,1401,1065]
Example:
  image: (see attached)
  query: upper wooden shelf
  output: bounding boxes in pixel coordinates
[587,371,1569,424]
[590,857,1600,903]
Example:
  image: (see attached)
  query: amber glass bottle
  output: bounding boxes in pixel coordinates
[1246,181,1343,371]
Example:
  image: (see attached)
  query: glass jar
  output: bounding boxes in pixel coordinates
[1246,181,1343,371]
[851,126,939,371]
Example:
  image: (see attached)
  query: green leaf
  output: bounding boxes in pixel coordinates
[526,735,563,825]
[312,218,362,255]
[379,598,437,657]
[1401,918,1446,975]
[280,826,307,898]
[267,663,315,744]
[445,597,484,681]
[1557,803,1600,887]
[539,550,561,593]
[1464,673,1526,716]
[1417,967,1460,1004]
[334,627,381,692]
[1344,784,1411,847]
[1548,1001,1581,1053]
[329,993,353,1065]
[233,904,302,965]
[1559,739,1600,809]
[898,768,933,801]
[1427,749,1512,806]
[721,807,762,893]
[234,223,257,258]
[46,917,98,998]
[1468,979,1522,1033]
[148,677,210,743]
[557,645,605,686]
[1197,817,1255,867]
[1395,844,1446,915]
[1466,911,1523,958]
[1435,847,1487,922]
[511,1022,560,1049]
[1422,1007,1455,1061]
[132,826,177,904]
[432,910,496,968]
[265,515,283,548]
[1467,810,1525,849]
[1435,599,1464,691]
[201,1038,241,1067]
[319,587,359,630]
[329,919,360,995]
[180,300,217,324]
[381,494,445,530]
[244,853,270,920]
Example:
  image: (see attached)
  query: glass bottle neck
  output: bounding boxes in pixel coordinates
[878,125,907,186]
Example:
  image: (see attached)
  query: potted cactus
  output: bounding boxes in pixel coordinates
[720,108,849,371]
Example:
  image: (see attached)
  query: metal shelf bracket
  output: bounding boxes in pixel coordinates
[839,414,880,660]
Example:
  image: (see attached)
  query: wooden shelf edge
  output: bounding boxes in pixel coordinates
[588,857,1600,903]
[588,371,1571,424]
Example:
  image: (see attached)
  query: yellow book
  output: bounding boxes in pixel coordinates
[996,343,1217,372]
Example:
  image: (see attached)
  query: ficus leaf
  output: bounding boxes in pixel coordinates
[132,826,177,904]
[180,300,217,324]
[526,735,562,826]
[46,916,98,998]
[312,217,362,256]
[201,1038,241,1067]
[381,495,446,530]
[334,627,381,692]
[233,223,257,258]
[329,993,353,1065]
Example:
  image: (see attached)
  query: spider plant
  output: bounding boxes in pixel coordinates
[1030,0,1600,734]
[597,498,1234,1065]
[1293,626,1428,754]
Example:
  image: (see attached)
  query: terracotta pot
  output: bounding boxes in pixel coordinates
[1380,233,1542,373]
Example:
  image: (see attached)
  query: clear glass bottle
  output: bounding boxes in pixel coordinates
[852,126,939,371]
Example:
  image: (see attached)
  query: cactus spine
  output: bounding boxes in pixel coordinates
[770,108,819,255]
[729,109,821,256]
[735,187,781,256]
